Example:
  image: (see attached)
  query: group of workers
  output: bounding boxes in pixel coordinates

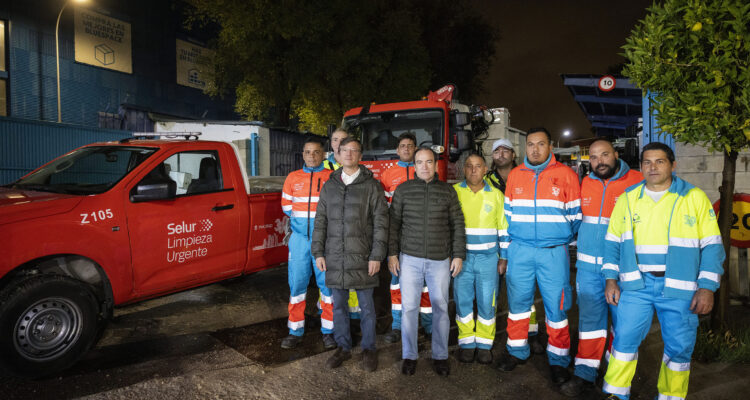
[280,126,725,400]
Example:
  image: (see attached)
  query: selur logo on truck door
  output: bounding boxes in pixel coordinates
[166,219,214,263]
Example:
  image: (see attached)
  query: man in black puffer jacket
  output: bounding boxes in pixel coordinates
[312,137,389,373]
[388,147,466,377]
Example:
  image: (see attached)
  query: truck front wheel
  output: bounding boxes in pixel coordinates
[0,275,102,377]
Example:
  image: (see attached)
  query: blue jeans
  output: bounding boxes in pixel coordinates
[332,288,376,352]
[399,253,450,360]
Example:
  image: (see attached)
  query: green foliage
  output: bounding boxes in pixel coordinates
[693,319,750,363]
[186,0,497,133]
[622,0,750,152]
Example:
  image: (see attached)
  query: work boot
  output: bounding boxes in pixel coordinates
[476,349,493,365]
[322,333,337,349]
[432,358,450,376]
[529,334,546,355]
[550,365,571,385]
[457,348,475,363]
[495,351,526,371]
[402,359,417,375]
[560,375,593,397]
[325,348,352,369]
[384,329,401,343]
[362,349,378,372]
[280,334,302,349]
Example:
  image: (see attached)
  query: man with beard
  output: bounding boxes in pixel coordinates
[560,139,642,397]
[485,138,544,355]
[499,127,581,386]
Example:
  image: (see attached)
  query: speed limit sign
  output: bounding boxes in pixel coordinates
[713,193,750,248]
[598,75,616,92]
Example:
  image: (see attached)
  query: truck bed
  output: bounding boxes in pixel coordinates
[247,176,285,194]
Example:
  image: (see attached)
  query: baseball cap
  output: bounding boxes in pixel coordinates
[492,138,513,151]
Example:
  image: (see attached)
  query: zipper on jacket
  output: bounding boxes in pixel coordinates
[342,183,348,287]
[307,171,313,238]
[317,177,321,191]
[596,179,609,266]
[533,171,539,243]
[424,180,429,256]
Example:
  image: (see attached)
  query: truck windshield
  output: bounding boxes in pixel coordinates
[9,146,157,195]
[343,109,443,160]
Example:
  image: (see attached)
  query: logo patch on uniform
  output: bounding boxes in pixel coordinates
[632,213,641,224]
[684,214,697,227]
[514,187,523,195]
[484,204,493,213]
[708,209,716,219]
[551,186,560,197]
[582,197,592,207]
[293,182,304,192]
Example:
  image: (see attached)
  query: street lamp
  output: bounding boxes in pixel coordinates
[55,0,88,123]
[563,130,571,137]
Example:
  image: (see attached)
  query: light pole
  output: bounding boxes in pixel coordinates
[55,0,88,123]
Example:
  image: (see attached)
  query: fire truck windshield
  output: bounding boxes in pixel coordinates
[343,109,443,160]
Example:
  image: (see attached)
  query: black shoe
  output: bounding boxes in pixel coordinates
[457,348,475,363]
[402,359,417,375]
[496,352,526,371]
[529,334,546,355]
[281,334,302,349]
[384,329,401,343]
[325,348,352,369]
[362,349,378,372]
[559,375,593,397]
[550,365,571,385]
[432,358,450,376]
[476,349,493,365]
[322,333,337,349]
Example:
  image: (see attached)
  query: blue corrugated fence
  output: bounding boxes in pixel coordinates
[0,116,131,184]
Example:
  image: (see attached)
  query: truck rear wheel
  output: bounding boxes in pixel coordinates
[0,275,102,378]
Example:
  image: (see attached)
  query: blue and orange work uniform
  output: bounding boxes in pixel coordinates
[281,164,333,336]
[381,160,432,334]
[574,159,642,383]
[503,153,581,367]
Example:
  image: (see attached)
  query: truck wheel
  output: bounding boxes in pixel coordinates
[0,275,102,378]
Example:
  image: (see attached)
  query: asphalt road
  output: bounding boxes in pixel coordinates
[0,265,748,400]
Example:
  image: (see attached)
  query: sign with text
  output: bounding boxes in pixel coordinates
[176,39,214,89]
[713,193,750,248]
[74,8,132,74]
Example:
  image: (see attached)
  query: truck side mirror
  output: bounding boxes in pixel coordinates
[455,129,473,151]
[451,112,470,128]
[130,179,176,203]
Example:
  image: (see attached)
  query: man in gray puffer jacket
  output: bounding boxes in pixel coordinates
[388,146,466,377]
[312,137,389,372]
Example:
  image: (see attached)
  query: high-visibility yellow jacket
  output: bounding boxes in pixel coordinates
[454,181,509,259]
[602,175,725,300]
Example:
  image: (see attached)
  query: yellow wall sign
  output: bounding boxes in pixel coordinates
[176,39,214,89]
[74,8,132,74]
[713,193,750,248]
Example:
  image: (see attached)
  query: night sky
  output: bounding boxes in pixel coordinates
[472,0,654,142]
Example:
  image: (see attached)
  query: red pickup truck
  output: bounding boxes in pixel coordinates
[0,139,288,377]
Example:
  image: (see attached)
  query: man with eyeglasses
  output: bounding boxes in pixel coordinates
[380,132,433,344]
[313,137,388,372]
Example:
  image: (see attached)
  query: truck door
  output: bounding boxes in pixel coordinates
[125,147,243,294]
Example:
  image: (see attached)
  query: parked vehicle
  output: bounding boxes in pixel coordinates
[0,137,287,377]
[341,84,526,181]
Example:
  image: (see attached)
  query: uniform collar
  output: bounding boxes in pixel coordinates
[303,163,325,173]
[635,174,694,199]
[459,180,492,192]
[397,160,414,168]
[523,153,554,173]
